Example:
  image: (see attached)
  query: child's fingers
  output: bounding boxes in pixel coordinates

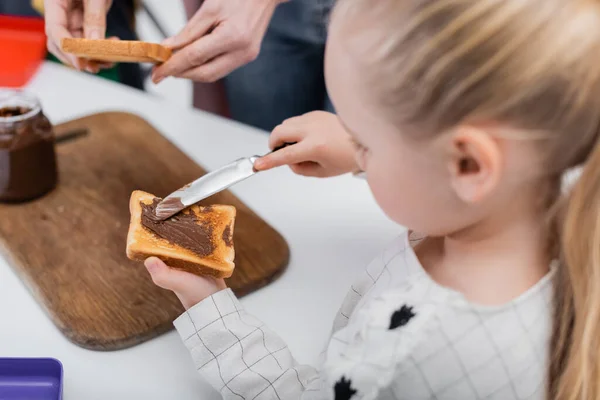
[254,143,309,171]
[144,257,174,289]
[279,114,309,127]
[290,161,325,177]
[268,122,305,150]
[144,257,199,293]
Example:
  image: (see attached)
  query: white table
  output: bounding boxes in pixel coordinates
[0,62,399,399]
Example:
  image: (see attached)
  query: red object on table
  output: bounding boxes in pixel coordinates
[0,15,47,88]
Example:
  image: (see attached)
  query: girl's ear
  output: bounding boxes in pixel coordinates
[447,126,502,204]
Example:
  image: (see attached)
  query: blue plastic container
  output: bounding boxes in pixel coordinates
[0,358,63,400]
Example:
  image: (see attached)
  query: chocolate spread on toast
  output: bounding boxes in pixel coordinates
[141,198,216,257]
[222,224,233,247]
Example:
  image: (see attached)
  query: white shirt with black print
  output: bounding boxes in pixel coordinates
[174,232,554,400]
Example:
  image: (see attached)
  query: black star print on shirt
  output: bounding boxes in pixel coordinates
[389,305,416,329]
[334,376,357,400]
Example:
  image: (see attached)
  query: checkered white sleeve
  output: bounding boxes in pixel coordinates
[174,288,324,400]
[174,233,553,400]
[174,287,439,400]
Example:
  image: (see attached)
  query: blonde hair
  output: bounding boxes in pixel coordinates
[333,0,600,398]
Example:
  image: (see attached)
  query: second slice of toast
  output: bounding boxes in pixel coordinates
[61,38,172,63]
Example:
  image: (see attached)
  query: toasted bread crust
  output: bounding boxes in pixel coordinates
[126,190,235,278]
[61,38,172,63]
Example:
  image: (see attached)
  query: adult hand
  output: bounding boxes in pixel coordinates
[254,111,360,178]
[152,0,285,84]
[44,0,114,72]
[144,257,227,310]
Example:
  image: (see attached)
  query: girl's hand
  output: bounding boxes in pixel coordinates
[144,257,226,310]
[253,111,358,177]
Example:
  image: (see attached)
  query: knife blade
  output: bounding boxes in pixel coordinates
[154,142,297,221]
[154,155,260,220]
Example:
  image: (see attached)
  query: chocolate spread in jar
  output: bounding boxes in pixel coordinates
[0,92,58,203]
[141,198,216,257]
[0,107,30,118]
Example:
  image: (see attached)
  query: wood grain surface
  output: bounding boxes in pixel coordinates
[0,112,289,351]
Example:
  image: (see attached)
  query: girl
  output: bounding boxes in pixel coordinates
[144,0,600,398]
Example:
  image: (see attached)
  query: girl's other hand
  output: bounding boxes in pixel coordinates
[254,111,358,177]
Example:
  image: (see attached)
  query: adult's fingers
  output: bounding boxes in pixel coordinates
[81,60,113,74]
[46,36,75,68]
[94,61,115,68]
[44,0,69,38]
[172,51,244,83]
[81,36,118,72]
[254,143,311,171]
[83,0,109,39]
[153,32,234,83]
[44,0,79,68]
[86,36,118,71]
[162,3,217,49]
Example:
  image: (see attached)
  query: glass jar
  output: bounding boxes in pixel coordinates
[0,90,58,202]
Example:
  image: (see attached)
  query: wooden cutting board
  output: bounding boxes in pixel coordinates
[0,112,289,351]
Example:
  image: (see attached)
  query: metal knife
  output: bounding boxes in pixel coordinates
[154,142,295,220]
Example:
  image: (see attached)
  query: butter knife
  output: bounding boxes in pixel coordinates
[154,142,295,220]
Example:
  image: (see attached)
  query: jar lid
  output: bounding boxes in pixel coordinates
[0,90,41,124]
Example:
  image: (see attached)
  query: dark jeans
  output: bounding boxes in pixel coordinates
[224,0,336,131]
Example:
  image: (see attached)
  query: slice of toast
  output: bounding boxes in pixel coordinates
[61,38,172,63]
[126,190,236,278]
